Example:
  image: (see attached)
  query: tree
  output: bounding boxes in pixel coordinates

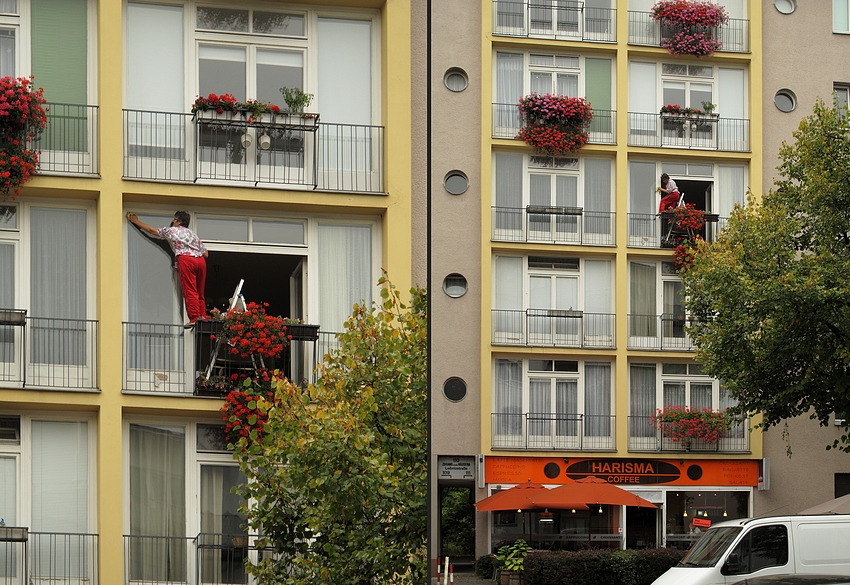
[230,275,427,584]
[682,98,850,451]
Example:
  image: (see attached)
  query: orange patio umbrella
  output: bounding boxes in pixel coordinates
[474,479,553,512]
[530,476,657,509]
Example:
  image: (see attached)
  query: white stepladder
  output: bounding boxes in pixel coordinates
[661,191,688,243]
[202,279,265,381]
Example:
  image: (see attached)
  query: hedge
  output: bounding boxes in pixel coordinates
[523,548,687,585]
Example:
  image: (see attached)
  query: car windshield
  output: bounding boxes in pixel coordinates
[679,526,742,568]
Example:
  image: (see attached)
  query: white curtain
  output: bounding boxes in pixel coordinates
[317,224,372,333]
[584,363,611,436]
[584,159,611,235]
[556,379,578,437]
[494,256,522,337]
[629,364,656,437]
[584,260,611,338]
[129,424,186,583]
[128,213,180,325]
[200,465,248,584]
[317,18,371,125]
[629,161,657,215]
[662,280,685,339]
[628,62,656,113]
[528,379,550,437]
[691,383,713,410]
[494,153,523,232]
[0,455,15,580]
[630,262,656,337]
[496,52,523,130]
[718,68,745,119]
[663,382,685,407]
[31,421,88,579]
[837,0,850,33]
[0,29,14,78]
[127,3,183,112]
[494,359,522,435]
[717,165,745,218]
[0,243,13,364]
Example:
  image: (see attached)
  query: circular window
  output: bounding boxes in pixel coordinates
[443,273,468,298]
[443,377,468,402]
[774,0,796,14]
[774,90,797,113]
[444,171,469,195]
[444,68,469,92]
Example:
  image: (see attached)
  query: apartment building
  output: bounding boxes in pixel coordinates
[430,0,764,563]
[0,1,418,584]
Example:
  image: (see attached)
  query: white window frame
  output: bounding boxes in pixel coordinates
[835,0,850,33]
[628,259,688,349]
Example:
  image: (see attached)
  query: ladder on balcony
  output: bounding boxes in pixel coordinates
[202,279,265,382]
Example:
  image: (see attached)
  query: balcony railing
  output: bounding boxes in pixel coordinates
[492,206,615,246]
[492,309,615,348]
[122,110,384,193]
[0,530,97,585]
[493,0,617,43]
[493,104,616,145]
[628,213,727,248]
[628,113,749,152]
[33,103,99,176]
[0,310,98,390]
[492,413,615,450]
[627,314,697,351]
[123,321,337,395]
[628,415,750,453]
[627,11,749,53]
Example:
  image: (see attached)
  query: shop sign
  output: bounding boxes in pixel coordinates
[692,518,712,528]
[438,456,475,480]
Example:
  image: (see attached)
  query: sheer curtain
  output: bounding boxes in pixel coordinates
[496,52,523,129]
[629,364,656,437]
[317,224,372,333]
[31,421,88,579]
[494,153,523,233]
[584,159,611,236]
[129,424,186,583]
[30,208,86,365]
[200,465,248,584]
[0,243,13,364]
[584,260,611,340]
[494,256,522,338]
[584,363,611,436]
[0,455,15,579]
[555,379,578,437]
[494,360,522,436]
[717,165,745,218]
[0,29,13,78]
[663,382,685,407]
[630,262,656,338]
[528,379,550,437]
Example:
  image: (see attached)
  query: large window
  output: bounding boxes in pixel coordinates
[493,359,613,450]
[629,260,687,349]
[836,0,850,33]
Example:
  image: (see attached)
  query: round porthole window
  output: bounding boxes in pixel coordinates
[444,68,469,92]
[443,273,468,298]
[443,377,468,402]
[774,90,797,113]
[774,0,796,14]
[444,171,469,195]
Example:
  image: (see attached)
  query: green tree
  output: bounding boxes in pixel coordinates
[231,276,427,583]
[682,98,850,451]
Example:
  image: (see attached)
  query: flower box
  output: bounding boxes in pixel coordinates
[286,323,320,341]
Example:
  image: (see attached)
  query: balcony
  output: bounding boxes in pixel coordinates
[32,103,99,176]
[491,413,615,450]
[628,415,750,453]
[628,113,749,152]
[122,321,335,395]
[492,206,615,246]
[628,213,726,249]
[493,104,616,145]
[627,314,697,351]
[0,528,99,585]
[492,309,615,349]
[493,0,617,43]
[627,11,749,53]
[122,110,384,193]
[0,309,99,390]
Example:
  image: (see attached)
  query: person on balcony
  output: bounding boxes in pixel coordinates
[657,173,681,212]
[127,211,209,325]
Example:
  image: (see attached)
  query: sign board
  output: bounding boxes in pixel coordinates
[438,456,475,480]
[692,518,712,528]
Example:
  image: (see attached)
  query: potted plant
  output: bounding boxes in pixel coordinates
[0,76,47,200]
[650,0,729,57]
[516,93,592,157]
[279,86,314,114]
[651,405,732,448]
[496,539,532,585]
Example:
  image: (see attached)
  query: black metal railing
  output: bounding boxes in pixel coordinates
[628,113,749,152]
[0,526,28,585]
[124,535,194,585]
[627,314,698,351]
[627,11,749,52]
[491,413,616,450]
[33,103,99,175]
[628,415,749,453]
[195,533,250,585]
[627,213,728,248]
[493,103,615,145]
[122,110,384,193]
[122,322,186,394]
[29,532,98,585]
[492,0,617,42]
[492,309,615,348]
[492,206,615,246]
[0,310,98,389]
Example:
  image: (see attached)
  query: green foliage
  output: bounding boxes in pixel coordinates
[233,274,427,584]
[279,86,314,113]
[524,548,685,585]
[476,555,498,578]
[440,487,475,557]
[496,539,532,572]
[681,98,850,451]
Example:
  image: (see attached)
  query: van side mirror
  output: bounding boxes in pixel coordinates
[722,552,740,575]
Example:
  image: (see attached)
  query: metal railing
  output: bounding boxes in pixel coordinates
[492,207,615,246]
[0,526,27,585]
[122,322,186,394]
[627,314,697,351]
[493,103,615,145]
[195,533,251,585]
[29,532,98,585]
[627,213,727,248]
[628,415,750,453]
[33,103,99,175]
[124,535,194,585]
[0,310,98,389]
[492,309,615,348]
[122,110,384,193]
[628,112,750,152]
[627,11,749,52]
[492,0,617,43]
[491,413,616,450]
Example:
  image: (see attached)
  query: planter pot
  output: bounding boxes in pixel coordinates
[286,323,320,341]
[500,570,524,585]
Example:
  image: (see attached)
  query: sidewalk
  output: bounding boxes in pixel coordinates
[431,571,492,585]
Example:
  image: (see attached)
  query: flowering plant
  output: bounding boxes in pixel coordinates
[670,203,706,231]
[673,236,702,271]
[651,0,729,28]
[0,76,47,136]
[191,93,239,115]
[651,405,732,445]
[663,30,722,57]
[0,139,38,198]
[516,93,592,156]
[660,104,705,116]
[210,301,293,359]
[191,93,318,123]
[221,375,280,444]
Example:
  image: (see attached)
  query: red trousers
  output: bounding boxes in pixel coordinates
[659,192,680,212]
[177,255,208,322]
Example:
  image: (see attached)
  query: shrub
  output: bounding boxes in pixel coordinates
[524,548,686,585]
[476,554,497,578]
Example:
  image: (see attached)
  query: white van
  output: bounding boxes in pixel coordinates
[652,515,850,585]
